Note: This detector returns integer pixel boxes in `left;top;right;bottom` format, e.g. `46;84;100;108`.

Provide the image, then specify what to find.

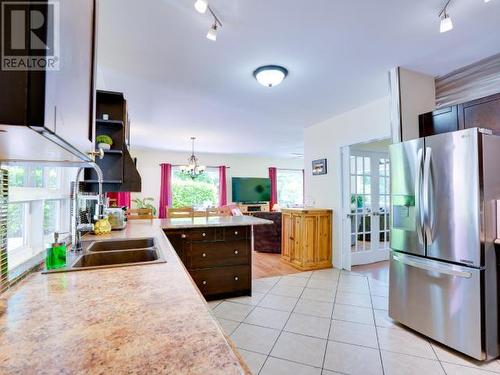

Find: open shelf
84;179;123;184
102;149;123;155
96;119;123;127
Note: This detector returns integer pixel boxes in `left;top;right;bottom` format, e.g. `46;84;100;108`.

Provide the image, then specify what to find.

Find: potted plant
132;197;157;217
96;134;113;150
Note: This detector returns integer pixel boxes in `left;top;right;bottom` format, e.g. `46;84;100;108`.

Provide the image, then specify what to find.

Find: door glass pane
356;176;363;194
364;157;370;174
356;157;363;174
379;177;385;195
363;176;371;194
364;195;371;211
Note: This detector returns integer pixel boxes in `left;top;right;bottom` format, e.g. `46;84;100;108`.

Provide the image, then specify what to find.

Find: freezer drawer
389;252;485;360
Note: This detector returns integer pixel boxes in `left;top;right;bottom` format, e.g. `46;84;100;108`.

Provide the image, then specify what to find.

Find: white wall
129;147;304;211
304;97;391;268
399;68;436;141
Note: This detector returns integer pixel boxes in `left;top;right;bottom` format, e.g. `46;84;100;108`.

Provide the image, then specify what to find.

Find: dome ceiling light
253;65;289;88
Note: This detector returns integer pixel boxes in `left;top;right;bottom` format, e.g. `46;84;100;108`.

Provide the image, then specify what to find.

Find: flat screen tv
232;177;271;203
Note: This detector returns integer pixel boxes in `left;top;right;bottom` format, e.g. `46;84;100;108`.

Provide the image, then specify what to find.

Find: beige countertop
281;207;333;213
158;215;273;229
0;218;264;374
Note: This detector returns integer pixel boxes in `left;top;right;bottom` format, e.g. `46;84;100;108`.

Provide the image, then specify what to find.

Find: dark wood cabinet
164;226;251;300
0;0;97;160
419;106;459;137
419;93;500;137
459;93;500;133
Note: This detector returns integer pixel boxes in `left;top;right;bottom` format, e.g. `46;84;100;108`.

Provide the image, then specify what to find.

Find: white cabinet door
44;0;96;155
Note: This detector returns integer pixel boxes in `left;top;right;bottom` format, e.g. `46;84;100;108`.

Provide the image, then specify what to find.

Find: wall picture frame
312;159;327;175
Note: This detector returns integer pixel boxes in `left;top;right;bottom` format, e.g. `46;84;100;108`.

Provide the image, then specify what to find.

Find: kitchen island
163;216;271;300
0;216;271;374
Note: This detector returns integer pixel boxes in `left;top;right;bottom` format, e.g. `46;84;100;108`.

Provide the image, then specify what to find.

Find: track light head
194;0;208;14
207;23;218;41
440;12;453;33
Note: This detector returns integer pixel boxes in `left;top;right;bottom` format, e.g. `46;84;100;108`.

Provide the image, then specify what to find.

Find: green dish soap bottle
46;232;67;270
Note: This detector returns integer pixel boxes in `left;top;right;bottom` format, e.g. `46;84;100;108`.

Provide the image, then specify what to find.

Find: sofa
251;211;282;254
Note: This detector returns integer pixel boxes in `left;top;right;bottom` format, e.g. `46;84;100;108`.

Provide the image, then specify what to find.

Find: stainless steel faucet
71;162;106;252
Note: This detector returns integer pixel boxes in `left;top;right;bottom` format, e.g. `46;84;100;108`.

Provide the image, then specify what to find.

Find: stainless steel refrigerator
389;127;500;360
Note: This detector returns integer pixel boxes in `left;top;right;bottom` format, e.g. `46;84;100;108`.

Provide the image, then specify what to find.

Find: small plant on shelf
96;134;113;150
132;197;157;217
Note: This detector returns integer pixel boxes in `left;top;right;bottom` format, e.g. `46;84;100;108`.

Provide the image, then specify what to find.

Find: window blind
0;169;8;294
435;53;500;108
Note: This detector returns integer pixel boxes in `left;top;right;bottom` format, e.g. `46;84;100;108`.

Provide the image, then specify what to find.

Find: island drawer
224;226;249;241
187;240;249;269
190;265;250;297
181;228;217;242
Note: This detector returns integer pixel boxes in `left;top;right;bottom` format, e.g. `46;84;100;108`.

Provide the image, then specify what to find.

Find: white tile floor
208;268;500;375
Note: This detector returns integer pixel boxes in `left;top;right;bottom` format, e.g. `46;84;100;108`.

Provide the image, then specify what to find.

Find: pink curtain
269;167;278;210
159;163;172;218
107;192;131;208
218;166;228;207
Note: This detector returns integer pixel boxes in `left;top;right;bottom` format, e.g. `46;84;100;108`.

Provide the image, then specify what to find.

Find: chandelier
180;137;206;179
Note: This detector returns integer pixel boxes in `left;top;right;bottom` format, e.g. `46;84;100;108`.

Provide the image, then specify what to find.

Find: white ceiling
97;0;500;157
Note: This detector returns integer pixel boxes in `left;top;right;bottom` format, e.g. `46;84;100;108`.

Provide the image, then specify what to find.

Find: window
3;164;73;278
171;167;219;209
7;203;28;254
44;200;61;237
277;169;304;207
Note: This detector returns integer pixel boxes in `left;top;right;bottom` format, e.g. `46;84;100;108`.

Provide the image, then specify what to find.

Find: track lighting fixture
438;0;453;33
193;0;223;41
207;22;218;41
205;7;222;42
194;0;208;14
440;12;453;33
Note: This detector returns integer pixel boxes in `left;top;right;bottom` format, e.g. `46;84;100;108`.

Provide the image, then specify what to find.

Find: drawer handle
234;250;239;255
202;232;206;237
202;253;207;257
202;280;207;285
234;231;238;235
234;276;239;281
181;234;187;238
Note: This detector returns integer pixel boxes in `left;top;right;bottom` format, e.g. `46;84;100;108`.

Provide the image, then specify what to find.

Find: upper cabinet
458;93;500;132
0;0;97;161
419;106;459;137
419;93;500;138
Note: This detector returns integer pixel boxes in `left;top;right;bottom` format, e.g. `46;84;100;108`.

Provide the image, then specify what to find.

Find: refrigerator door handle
415;148;425;245
392;253;472;278
423;147;433;244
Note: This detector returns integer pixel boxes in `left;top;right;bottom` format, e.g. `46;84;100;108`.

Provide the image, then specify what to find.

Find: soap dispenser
46;232;67;270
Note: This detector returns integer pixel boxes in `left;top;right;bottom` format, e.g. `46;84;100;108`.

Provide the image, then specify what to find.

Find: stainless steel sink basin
87;238;155;252
43;237;166;273
72;249;159;268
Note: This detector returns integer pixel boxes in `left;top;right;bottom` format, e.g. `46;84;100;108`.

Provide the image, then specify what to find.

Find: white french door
349;151;390;265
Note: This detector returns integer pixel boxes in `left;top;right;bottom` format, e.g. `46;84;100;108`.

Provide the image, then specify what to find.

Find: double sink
44;237;166;273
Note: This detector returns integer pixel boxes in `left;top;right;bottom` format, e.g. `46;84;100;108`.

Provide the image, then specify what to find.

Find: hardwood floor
252;251;390;282
352;260;389;284
252;251;303;279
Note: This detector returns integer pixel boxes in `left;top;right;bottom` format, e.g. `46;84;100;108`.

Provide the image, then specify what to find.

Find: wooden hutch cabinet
281;208;333;271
